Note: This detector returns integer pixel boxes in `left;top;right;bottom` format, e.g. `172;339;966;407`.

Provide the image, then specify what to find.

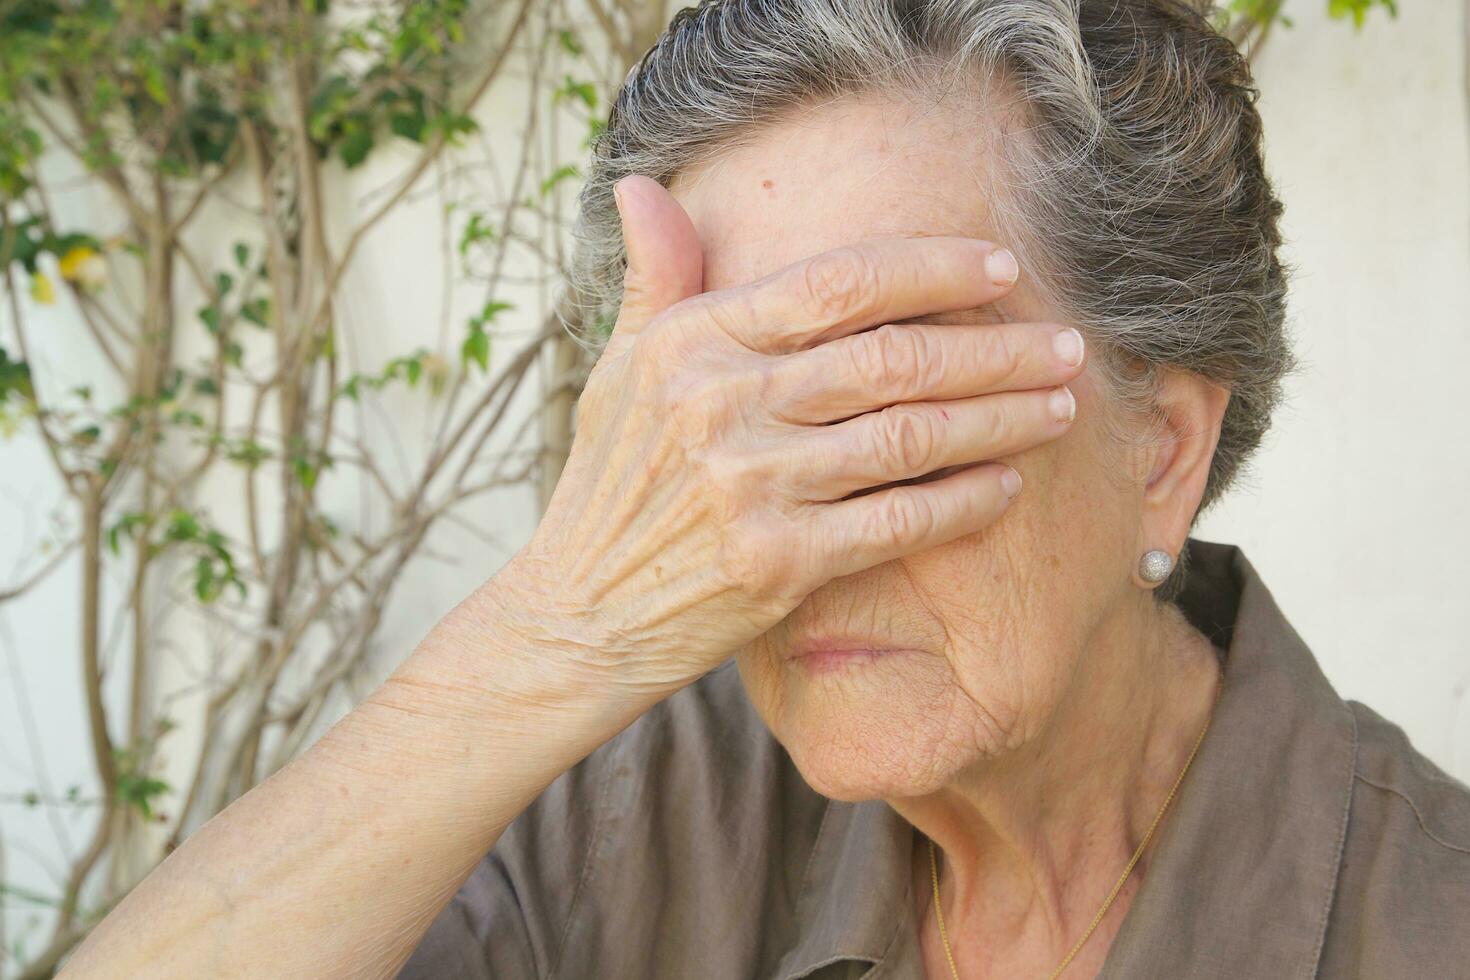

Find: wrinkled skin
671;92;1228;978
657;92;1212;803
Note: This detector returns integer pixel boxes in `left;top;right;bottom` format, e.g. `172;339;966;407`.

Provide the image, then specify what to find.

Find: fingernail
985;248;1019;286
1050;385;1076;423
612;180;626;214
1001;466;1023;498
1053;327;1084;367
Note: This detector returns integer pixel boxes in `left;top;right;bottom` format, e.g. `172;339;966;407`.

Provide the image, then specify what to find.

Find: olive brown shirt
399;538;1470;978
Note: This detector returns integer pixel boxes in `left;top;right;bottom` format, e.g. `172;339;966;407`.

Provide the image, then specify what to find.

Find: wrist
396;561;672;751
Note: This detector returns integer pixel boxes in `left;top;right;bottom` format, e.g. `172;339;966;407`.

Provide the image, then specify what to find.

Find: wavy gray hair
562;0;1294;602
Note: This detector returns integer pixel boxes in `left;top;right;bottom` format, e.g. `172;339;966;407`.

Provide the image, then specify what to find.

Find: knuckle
982;328;1026;386
905;327;950;394
673;364;764;432
801;246;881;324
872;491;935;549
974;400;1012;451
669;390;729;454
854;324;928;398
693;449;756;505
685;290;750;343
874;404;938;474
750;357;785;411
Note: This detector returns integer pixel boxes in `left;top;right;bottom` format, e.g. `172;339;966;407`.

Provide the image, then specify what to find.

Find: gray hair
562;0;1294;602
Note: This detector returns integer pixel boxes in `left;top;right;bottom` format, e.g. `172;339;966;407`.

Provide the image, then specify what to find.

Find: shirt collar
777;537;1359;980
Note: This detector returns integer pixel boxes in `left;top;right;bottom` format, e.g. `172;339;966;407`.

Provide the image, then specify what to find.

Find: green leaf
388;88;428;143
233;242;249;268
113;740;172;818
308;75;354;142
240;296;270;328
470;300;512;328
584;117;607;149
429;111;477;146
140;63;169;106
539;164;580;196
553;75;596;111
226;439;270;467
291;446;332;490
165;510;201;543
0;346;35;405
1324;0;1398;27
461;325;489;372
339;124;374;168
390;110;426;142
106;527;118;556
115;770;170;818
193;556;217;601
458;212;495;257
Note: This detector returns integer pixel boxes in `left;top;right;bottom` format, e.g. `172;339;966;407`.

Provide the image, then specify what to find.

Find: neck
891;594;1222;975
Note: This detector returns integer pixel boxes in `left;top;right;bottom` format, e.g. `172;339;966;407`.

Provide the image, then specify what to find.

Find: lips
788;637;920;674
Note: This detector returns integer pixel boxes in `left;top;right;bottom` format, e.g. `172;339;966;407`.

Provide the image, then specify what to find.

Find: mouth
787;637;923;674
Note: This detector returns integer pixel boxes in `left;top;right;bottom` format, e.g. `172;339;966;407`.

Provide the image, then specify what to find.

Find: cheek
898;436;1128;734
891;530;1051;746
731;417;1138;794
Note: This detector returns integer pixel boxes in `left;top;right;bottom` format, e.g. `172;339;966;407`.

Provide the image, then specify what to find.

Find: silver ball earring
1139;549;1174;584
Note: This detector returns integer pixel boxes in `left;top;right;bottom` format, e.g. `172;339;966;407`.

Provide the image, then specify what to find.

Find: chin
735;643;984;803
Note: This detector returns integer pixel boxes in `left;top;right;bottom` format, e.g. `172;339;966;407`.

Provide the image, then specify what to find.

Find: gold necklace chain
927;680;1221;980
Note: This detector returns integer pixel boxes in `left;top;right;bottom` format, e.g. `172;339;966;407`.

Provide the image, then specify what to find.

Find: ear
1132;367;1232;589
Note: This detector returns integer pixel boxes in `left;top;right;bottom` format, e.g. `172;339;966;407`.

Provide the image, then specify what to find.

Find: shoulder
1319;699;1470;976
1348;699;1470;858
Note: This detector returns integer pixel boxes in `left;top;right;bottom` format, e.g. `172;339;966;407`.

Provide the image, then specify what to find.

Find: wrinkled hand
496;175;1086;691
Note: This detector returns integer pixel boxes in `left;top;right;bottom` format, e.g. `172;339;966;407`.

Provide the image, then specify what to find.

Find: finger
811;462;1021;579
792;386;1076;500
605;174;704;352
769;320;1085;424
694;236;1020;355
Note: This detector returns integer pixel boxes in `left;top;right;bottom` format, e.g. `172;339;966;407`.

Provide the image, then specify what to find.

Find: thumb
607;174;704;344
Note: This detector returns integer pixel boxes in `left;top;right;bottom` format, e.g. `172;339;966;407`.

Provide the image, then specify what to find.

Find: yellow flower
29;271;55;305
58;245;108;291
421;352;450;395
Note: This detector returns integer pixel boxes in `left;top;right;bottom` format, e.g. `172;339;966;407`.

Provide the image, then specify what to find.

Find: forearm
62;582;663;979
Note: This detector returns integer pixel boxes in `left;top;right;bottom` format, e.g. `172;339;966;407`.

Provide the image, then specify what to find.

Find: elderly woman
65;0;1469;978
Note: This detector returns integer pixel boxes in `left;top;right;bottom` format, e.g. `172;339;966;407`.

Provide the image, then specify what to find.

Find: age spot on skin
761;179;774;191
